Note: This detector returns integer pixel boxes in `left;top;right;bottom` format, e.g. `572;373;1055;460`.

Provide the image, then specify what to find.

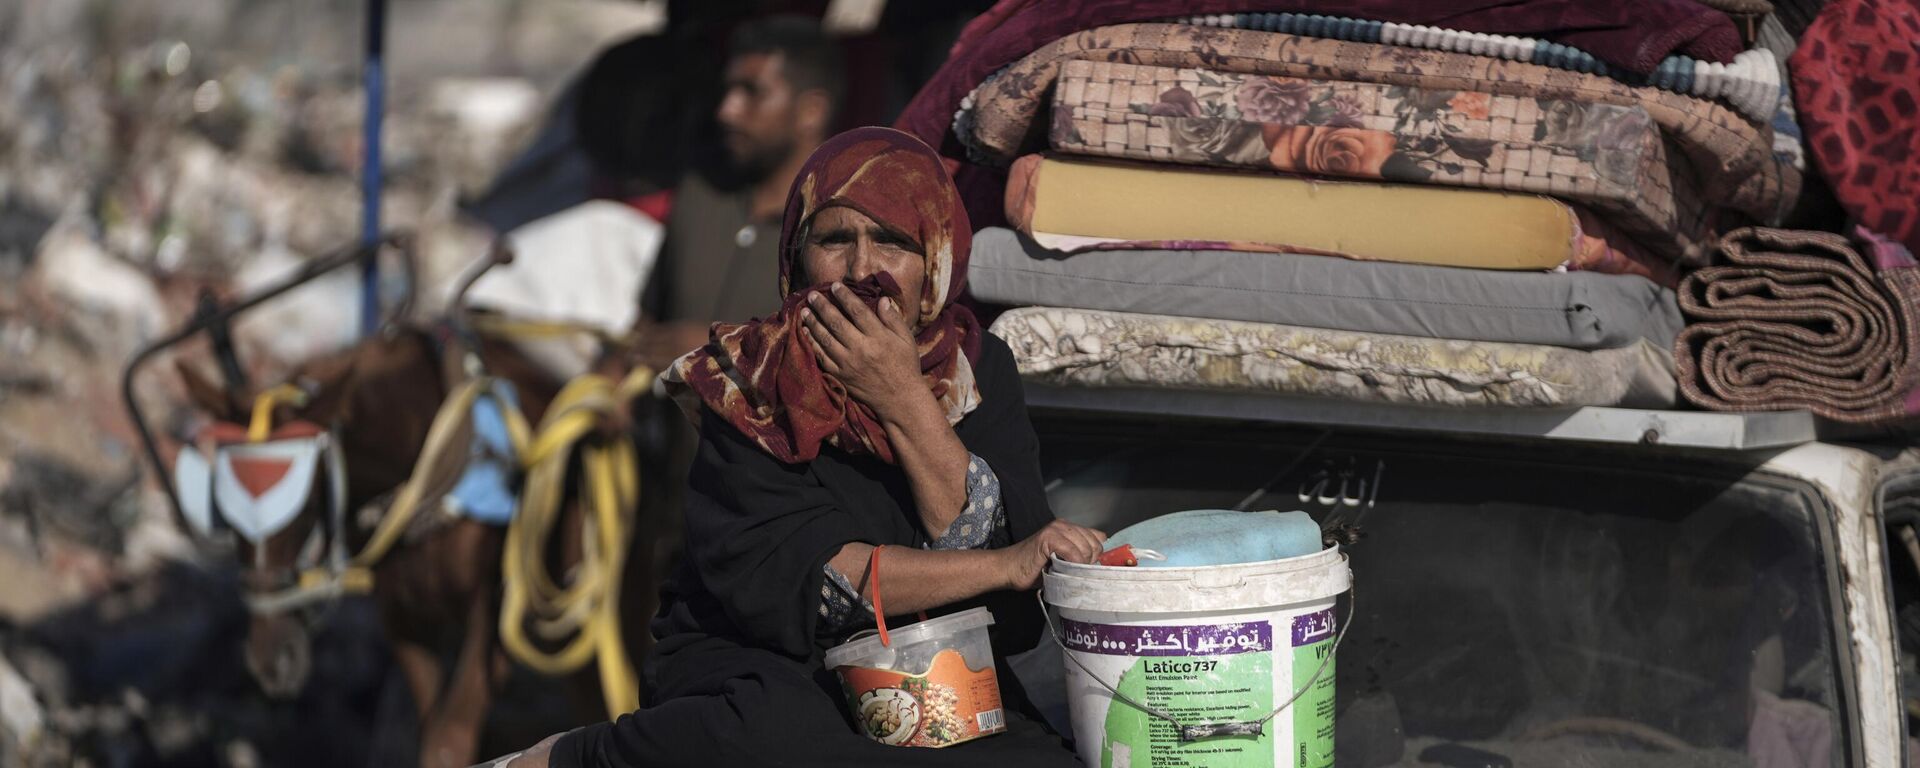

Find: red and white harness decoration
174;421;347;558
175;418;359;614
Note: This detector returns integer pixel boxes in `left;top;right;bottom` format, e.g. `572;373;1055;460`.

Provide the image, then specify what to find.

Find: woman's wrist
986;547;1019;592
848;547;1018;615
871;378;943;431
954;548;1018;597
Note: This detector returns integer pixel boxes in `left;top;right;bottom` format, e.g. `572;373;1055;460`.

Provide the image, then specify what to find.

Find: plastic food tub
824;607;1008;748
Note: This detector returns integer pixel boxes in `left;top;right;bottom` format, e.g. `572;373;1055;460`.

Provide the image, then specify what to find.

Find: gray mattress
969;227;1683;350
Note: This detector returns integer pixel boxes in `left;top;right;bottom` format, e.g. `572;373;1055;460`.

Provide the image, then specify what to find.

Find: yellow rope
499;366;653;719
247;384;309;442
348;377;527;571
466;314;635;347
298;565;372;593
272;377;509;599
259;363;655;720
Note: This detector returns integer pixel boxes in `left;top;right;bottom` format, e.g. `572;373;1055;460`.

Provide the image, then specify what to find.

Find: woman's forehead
806;205;920;243
808;205;875;228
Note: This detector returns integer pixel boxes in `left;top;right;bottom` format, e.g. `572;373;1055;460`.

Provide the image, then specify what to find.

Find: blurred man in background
636;14;845;363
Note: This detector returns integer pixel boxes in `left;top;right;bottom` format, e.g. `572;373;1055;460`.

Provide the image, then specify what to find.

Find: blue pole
359;0;386;336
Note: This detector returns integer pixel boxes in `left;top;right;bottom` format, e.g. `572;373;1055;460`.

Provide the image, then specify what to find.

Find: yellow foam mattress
1005;155;1581;270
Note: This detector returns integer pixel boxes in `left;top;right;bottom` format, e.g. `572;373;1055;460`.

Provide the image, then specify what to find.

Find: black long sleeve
550;333;1077;768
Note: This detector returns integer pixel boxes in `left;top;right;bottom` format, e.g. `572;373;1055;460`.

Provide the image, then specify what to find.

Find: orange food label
837;648;1007;748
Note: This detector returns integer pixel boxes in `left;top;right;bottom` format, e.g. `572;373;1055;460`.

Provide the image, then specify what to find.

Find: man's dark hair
728;15;846;119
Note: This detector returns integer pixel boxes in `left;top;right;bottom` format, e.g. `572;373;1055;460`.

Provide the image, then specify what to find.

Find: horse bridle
237;430;361;616
175;384;366;616
124;236;409;542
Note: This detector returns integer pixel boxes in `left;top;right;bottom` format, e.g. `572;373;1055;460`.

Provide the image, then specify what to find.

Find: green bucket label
1065;620;1274;767
1063;613;1336;768
1290;609;1336;768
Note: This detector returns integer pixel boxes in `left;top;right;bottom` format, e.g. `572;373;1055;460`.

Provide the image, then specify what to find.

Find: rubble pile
0;1;663;764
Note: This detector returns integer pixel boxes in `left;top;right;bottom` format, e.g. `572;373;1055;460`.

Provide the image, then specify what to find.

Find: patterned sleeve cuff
929;453;1005;551
817;562;873;632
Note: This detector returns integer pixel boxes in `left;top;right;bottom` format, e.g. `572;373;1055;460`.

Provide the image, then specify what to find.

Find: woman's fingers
877;297;913;337
1085;529;1109;563
1058;522;1106;564
807;334;841;375
802;308;849;369
1039;522;1101;564
829;282;886;334
1068;531;1100;563
1063;528;1094;561
806;291;859;345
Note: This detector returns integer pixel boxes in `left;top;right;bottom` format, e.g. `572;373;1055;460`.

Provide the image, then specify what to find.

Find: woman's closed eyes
801;206;929;298
809;223;920;253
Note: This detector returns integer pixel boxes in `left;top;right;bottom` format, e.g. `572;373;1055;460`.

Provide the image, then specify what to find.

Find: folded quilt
1006;155;1673;276
969;227;1683;350
1674;228;1920;425
1177;13;1782;121
955;24;1796;231
894;0;1744;158
1048;60;1713;263
991;306;1679;409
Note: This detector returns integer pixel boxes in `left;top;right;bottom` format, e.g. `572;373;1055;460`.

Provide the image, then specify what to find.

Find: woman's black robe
552;334;1080;767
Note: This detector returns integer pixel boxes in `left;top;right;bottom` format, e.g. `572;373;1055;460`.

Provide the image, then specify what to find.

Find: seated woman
491;127;1104;768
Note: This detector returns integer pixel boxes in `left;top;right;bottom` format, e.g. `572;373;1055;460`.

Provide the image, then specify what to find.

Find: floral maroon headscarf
665;127;982;464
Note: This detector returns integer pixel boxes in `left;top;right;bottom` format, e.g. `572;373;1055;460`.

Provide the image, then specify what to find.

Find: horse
172;321;655;768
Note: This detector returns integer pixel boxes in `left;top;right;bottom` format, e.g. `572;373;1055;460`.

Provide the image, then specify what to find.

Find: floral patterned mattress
1048;60;1711;264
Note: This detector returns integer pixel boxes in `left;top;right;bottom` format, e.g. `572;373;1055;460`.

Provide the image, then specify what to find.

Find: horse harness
173;342;657;719
174;384;366;614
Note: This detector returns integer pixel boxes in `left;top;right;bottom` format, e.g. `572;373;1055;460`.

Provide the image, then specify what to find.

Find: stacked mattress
913;6;1812;411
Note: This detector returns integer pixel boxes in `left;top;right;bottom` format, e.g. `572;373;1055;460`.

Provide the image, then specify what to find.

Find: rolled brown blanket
1674;227;1920;424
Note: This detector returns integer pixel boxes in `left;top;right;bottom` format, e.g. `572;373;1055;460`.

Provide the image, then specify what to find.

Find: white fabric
463;200;664;336
212;438;324;543
173;447;216;537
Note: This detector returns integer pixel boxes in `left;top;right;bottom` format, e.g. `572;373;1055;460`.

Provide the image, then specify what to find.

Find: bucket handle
1035;554;1354;743
865;545;926;648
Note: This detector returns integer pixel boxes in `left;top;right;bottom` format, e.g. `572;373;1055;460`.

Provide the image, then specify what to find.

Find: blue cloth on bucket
448;382;521;525
1106;510;1322;567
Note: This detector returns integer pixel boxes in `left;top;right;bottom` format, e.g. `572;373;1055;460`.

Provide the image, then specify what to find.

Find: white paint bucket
1042;546;1350;768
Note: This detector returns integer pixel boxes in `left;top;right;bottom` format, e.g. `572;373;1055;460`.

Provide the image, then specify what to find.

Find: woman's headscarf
666;127;982;464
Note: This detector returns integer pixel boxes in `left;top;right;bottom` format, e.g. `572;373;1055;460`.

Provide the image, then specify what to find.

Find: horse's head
173;329;447;697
